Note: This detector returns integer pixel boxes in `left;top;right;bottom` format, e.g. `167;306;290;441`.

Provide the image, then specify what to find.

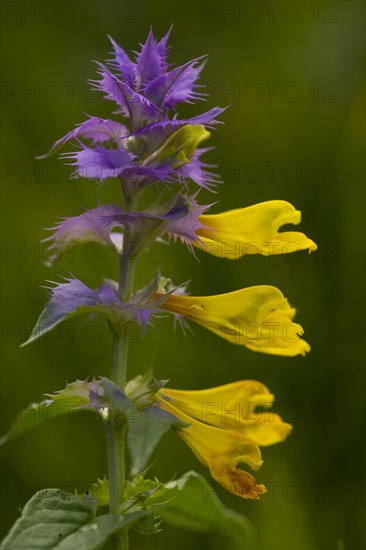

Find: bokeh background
1;1;365;549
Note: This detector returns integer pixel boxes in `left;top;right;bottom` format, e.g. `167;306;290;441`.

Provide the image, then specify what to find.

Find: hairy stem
106;188;139;550
105;420;126;513
118;226;136;304
111;331;129;391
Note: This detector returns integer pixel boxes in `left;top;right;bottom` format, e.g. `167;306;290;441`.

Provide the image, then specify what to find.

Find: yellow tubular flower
158;285;310;356
194;200;317;259
160;380;292;445
157;380;292;500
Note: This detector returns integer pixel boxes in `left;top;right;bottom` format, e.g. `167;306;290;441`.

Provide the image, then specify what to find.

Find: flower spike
6;25;318;542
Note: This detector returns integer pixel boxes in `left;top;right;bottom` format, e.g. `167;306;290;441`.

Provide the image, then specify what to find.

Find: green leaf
0;380;97;446
148;471;254;549
1;375;181;484
0;377;139;447
127;407;182;476
0;489;147;550
55;512;147;549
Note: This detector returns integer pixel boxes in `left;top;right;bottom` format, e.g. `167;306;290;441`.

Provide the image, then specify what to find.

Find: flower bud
144;124;210;168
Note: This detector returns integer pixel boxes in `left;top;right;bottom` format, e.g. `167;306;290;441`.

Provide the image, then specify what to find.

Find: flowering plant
1;28;316;550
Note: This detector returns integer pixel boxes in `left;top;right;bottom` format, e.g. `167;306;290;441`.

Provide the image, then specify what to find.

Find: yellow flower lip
194;200;317;259
157;285;310;357
157;380;292;500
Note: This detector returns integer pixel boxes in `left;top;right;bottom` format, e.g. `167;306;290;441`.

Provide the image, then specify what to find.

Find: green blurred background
1;1;365;548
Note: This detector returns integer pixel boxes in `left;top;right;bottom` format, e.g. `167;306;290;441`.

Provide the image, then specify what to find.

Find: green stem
105;420;126;513
111;331;128;390
118;227;137;303
106;187;139;550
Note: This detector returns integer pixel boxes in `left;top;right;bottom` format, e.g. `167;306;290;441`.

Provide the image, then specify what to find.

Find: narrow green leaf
1;375;181;488
0;488;147;550
21;303;111;347
148;471;254;549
